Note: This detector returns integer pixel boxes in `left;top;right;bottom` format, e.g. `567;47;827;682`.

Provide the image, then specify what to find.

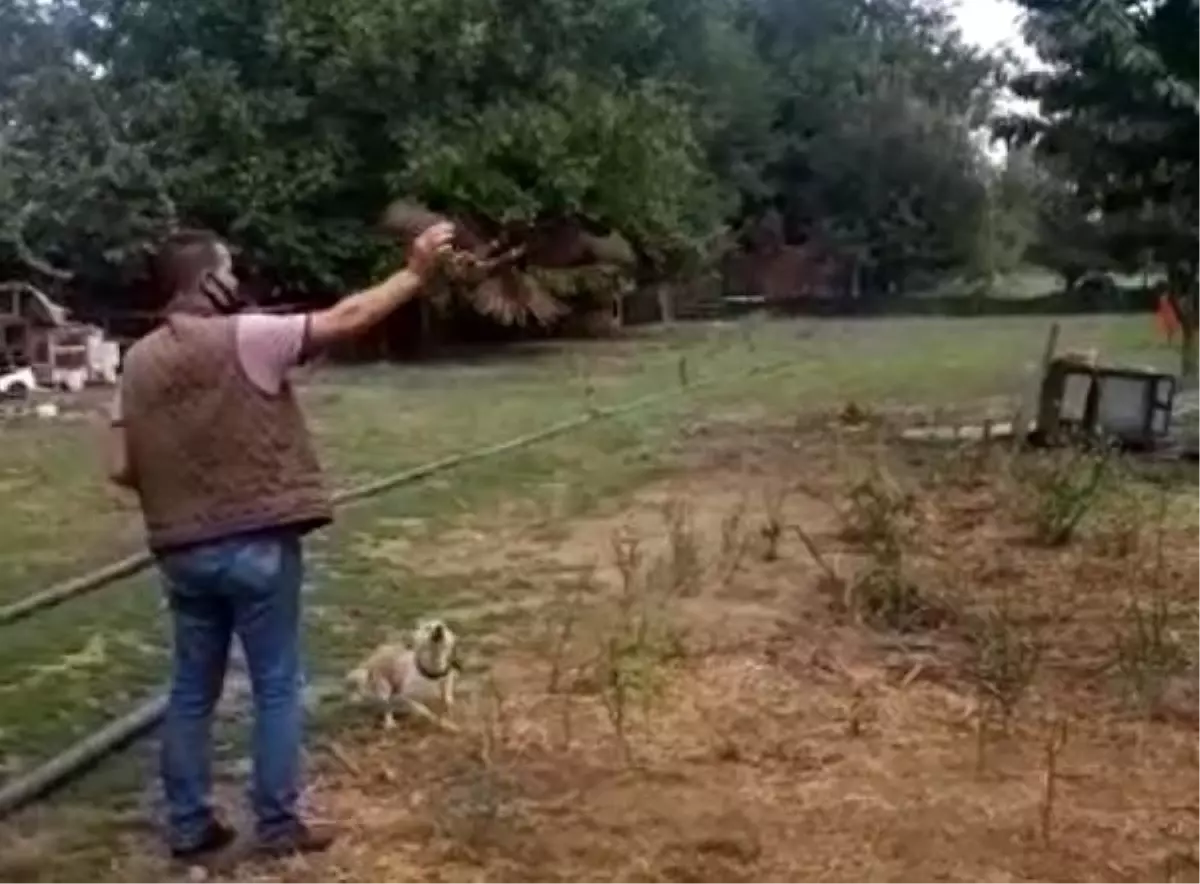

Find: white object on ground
0;367;38;398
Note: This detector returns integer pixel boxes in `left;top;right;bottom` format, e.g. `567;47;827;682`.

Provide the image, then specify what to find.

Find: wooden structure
0;283;119;390
722;243;842;304
901;323;1190;457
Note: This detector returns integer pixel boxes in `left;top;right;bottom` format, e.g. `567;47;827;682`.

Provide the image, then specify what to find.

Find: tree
1000;0;1199;373
967;148;1040;297
4;0;732;317
1;0;1011;336
744;0;1002;299
1026;177;1117;293
1;0;178;296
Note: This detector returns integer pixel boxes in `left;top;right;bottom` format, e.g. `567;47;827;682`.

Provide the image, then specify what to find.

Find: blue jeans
157;529;306;850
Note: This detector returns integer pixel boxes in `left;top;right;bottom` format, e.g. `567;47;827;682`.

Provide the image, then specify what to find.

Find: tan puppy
346;618;460;732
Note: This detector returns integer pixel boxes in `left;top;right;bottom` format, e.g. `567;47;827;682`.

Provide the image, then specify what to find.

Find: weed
938;431;1004;491
658;499;703;596
841;466;918;556
759;484;789;561
544;568;592;696
790;522;841;587
1113;485;1191;720
838;468;941;631
1089;460;1148;558
535;525;693;761
715;497;750;587
537;568;598;751
439;676;516;852
850;562;943;632
846;684;867;737
966;590;1042;732
1094;501;1145;558
595;528;690;764
1113;590;1189;720
1020;446;1113;546
477;673;510;767
611;531;644;616
1039;716;1070;846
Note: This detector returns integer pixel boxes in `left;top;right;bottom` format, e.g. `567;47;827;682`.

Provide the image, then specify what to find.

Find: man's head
151;229;246;316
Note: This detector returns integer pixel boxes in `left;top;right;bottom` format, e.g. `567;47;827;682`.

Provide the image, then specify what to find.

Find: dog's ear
409;619;431;646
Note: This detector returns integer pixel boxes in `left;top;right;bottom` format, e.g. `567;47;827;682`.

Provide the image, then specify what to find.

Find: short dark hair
150;229;225;302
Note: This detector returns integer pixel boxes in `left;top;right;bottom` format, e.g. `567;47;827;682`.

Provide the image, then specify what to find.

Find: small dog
345;618;461;732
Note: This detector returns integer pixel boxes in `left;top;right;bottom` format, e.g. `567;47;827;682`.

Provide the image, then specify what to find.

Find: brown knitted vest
121;314;333;552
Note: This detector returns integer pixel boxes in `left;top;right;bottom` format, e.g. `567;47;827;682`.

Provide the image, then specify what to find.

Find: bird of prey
380;199;635;326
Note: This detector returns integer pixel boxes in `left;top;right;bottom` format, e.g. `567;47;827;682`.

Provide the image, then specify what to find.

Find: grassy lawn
0;314;1174;784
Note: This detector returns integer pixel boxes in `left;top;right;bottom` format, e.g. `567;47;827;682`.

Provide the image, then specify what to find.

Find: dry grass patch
7;408;1195;883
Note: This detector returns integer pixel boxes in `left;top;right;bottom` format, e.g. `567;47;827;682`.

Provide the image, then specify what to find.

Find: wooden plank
1011;321;1060;449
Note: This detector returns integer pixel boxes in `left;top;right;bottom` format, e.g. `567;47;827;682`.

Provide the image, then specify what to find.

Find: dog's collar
416;656;462;681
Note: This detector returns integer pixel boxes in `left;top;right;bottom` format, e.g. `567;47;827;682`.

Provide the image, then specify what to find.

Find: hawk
380;199;635;326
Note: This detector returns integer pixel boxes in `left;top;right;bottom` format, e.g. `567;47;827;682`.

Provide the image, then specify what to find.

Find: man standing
105;222;454;861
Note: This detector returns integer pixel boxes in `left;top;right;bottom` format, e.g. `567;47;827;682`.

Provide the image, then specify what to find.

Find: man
105;222;454;861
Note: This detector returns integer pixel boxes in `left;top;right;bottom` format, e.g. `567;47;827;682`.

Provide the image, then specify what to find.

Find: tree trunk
1180;323;1197;378
1167;267;1197;379
656;283;675;325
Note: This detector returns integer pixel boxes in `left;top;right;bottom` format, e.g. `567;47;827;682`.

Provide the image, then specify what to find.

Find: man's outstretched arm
307;222;454;350
235;222;456;391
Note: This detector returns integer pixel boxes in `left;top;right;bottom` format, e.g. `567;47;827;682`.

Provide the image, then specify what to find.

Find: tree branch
7;203;74;281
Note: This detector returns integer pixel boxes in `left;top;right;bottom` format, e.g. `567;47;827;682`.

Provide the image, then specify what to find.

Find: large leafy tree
0;0;178;293
1;0;1007;328
745;0;1000;298
4;0;733;312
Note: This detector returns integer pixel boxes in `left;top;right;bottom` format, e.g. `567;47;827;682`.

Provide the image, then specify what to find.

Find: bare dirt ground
9;412;1198;883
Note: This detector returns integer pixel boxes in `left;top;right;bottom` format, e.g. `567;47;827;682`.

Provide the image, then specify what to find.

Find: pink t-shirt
110;313;310;420
234;312;310;395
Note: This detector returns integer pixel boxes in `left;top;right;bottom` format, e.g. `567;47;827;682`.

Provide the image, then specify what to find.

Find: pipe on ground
0;358;794;819
0;553;153;628
0;694;167;816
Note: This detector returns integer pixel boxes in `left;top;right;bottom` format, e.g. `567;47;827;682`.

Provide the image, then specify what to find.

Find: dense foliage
0;0;1004;307
999;0;1198;369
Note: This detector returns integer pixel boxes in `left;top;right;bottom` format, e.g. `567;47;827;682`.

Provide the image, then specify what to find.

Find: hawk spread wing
380;199;634;325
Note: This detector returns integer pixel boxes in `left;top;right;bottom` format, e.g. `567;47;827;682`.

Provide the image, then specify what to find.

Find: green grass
0;314;1174;783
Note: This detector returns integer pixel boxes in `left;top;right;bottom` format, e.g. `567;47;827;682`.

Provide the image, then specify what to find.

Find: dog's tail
344;667;370;698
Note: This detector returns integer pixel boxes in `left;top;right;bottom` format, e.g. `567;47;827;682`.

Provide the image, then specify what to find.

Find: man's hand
307;221;458;349
406;221;456;281
95;400;135;488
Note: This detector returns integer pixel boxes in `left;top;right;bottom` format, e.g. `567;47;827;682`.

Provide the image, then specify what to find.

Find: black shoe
171;819;238;862
255;822;337;859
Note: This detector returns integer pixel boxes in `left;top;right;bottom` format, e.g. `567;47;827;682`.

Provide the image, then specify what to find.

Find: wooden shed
0;283;119;390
